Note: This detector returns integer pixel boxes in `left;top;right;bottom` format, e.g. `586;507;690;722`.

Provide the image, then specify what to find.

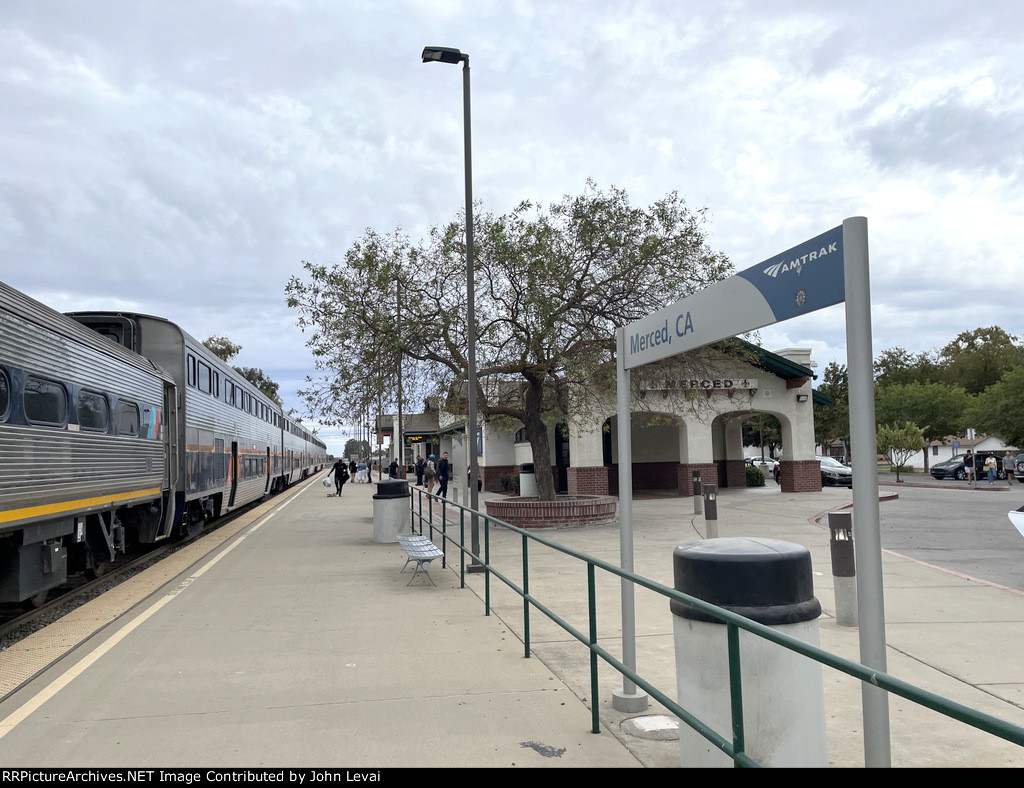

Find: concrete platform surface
0;475;1022;768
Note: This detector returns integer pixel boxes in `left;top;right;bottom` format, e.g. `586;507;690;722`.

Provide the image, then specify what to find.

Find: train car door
229;441;239;507
158;380;179;539
265;447;271;492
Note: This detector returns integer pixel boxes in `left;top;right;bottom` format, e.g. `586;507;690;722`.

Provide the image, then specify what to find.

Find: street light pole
422;45;481;567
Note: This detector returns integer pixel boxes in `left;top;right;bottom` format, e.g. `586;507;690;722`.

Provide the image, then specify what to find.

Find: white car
745;456;779;473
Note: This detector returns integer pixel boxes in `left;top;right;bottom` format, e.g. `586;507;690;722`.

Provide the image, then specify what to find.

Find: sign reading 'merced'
622;225;845;369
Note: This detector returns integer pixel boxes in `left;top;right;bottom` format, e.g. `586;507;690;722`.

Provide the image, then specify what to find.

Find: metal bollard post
692;471;703;515
827;511;858;626
702;483;718;539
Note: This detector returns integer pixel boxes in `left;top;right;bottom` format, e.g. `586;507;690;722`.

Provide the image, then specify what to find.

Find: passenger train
0;280;327;606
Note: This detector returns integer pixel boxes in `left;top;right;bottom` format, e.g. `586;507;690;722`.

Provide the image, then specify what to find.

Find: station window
24;376;67;426
115;400;141;436
77;390;109;431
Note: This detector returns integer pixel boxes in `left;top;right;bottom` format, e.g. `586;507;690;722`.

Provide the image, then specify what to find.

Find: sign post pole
612;328;648;712
843;216;891;767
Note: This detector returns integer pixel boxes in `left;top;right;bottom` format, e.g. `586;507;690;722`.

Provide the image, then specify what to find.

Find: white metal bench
396;533;444;586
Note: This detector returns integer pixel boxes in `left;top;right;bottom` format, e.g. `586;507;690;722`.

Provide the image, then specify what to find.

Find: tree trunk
523;378;556;500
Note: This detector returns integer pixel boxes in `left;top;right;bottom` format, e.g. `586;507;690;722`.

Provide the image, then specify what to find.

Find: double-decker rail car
68;311;327;530
0;280;327;606
0;282;174;605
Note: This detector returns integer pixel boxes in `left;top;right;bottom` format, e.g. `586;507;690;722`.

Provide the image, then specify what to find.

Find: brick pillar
678;463;719;497
725;459;746;488
779;460;822;492
567;465;611;496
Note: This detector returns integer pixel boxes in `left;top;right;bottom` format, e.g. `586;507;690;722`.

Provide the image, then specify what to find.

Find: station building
380;344;826;496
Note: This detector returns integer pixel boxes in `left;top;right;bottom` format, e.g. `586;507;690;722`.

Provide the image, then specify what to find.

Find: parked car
1016;454;1024;477
931;454;1006;481
746;456;779;473
818;455;853;487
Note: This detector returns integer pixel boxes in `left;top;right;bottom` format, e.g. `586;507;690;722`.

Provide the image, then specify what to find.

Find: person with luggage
329;458;349;496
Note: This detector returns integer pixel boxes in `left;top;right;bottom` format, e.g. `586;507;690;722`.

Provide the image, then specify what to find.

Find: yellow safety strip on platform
0;488;162;524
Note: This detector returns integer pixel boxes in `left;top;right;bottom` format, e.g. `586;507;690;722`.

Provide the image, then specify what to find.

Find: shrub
746;465;766;487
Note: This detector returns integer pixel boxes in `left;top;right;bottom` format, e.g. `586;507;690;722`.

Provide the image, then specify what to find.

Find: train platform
0;475;1023;768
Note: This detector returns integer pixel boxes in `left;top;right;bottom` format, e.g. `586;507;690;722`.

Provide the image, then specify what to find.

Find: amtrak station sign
623;225;844;368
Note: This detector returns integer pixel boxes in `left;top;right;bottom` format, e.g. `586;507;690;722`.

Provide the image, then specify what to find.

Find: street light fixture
422;45;481;569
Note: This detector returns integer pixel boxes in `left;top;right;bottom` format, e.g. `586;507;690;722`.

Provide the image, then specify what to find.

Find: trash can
519;463;537;498
671;537;827;767
373;479;410;543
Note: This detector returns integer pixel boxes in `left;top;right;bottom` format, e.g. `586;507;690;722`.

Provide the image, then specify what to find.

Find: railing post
484;516;491;616
588;562;601;734
522;534;530;658
727;623;746;766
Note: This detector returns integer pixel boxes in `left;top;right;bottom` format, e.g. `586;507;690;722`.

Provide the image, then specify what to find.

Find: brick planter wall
567;466;611;496
779;460;822;492
484;495;618;528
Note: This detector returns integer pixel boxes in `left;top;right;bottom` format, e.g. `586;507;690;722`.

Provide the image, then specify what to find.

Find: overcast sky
2;1;1022;456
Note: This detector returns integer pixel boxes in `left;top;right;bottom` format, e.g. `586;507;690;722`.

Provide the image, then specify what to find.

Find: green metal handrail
408;486;1024;767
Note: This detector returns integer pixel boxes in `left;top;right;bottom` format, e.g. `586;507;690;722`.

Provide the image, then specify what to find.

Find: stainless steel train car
67;310;328;530
0;282;173;605
0;280;327;606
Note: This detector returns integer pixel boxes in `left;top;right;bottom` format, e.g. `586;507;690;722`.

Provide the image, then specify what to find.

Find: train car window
213;371;219;398
77;390;109;431
24;377;68;425
0;369;9;421
115;400;141;436
141;404;160;440
187;354;196;387
197;362;212;394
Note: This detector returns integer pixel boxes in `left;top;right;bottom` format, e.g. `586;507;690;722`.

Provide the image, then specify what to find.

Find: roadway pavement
0;473;1022;768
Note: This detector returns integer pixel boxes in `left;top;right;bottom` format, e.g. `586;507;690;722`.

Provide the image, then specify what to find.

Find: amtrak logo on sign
761;238;841;279
736;225;844;323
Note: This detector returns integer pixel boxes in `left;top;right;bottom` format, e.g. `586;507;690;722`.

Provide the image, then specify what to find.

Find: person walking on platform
329;458;349;496
424;454;437;494
437;451;451;498
415;455;425;486
1005;451;1015;485
964;450;975;487
389;458;399;479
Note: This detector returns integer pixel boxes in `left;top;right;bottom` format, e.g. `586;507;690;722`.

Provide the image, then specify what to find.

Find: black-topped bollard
702;483;718;538
671;537;827;767
828;510;858;627
692;471;703;515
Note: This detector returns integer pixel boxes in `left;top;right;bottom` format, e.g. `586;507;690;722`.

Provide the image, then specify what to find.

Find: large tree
965;366;1024;447
813;361;850;455
939;327;1024;395
874;381;970;471
286;182;732;500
